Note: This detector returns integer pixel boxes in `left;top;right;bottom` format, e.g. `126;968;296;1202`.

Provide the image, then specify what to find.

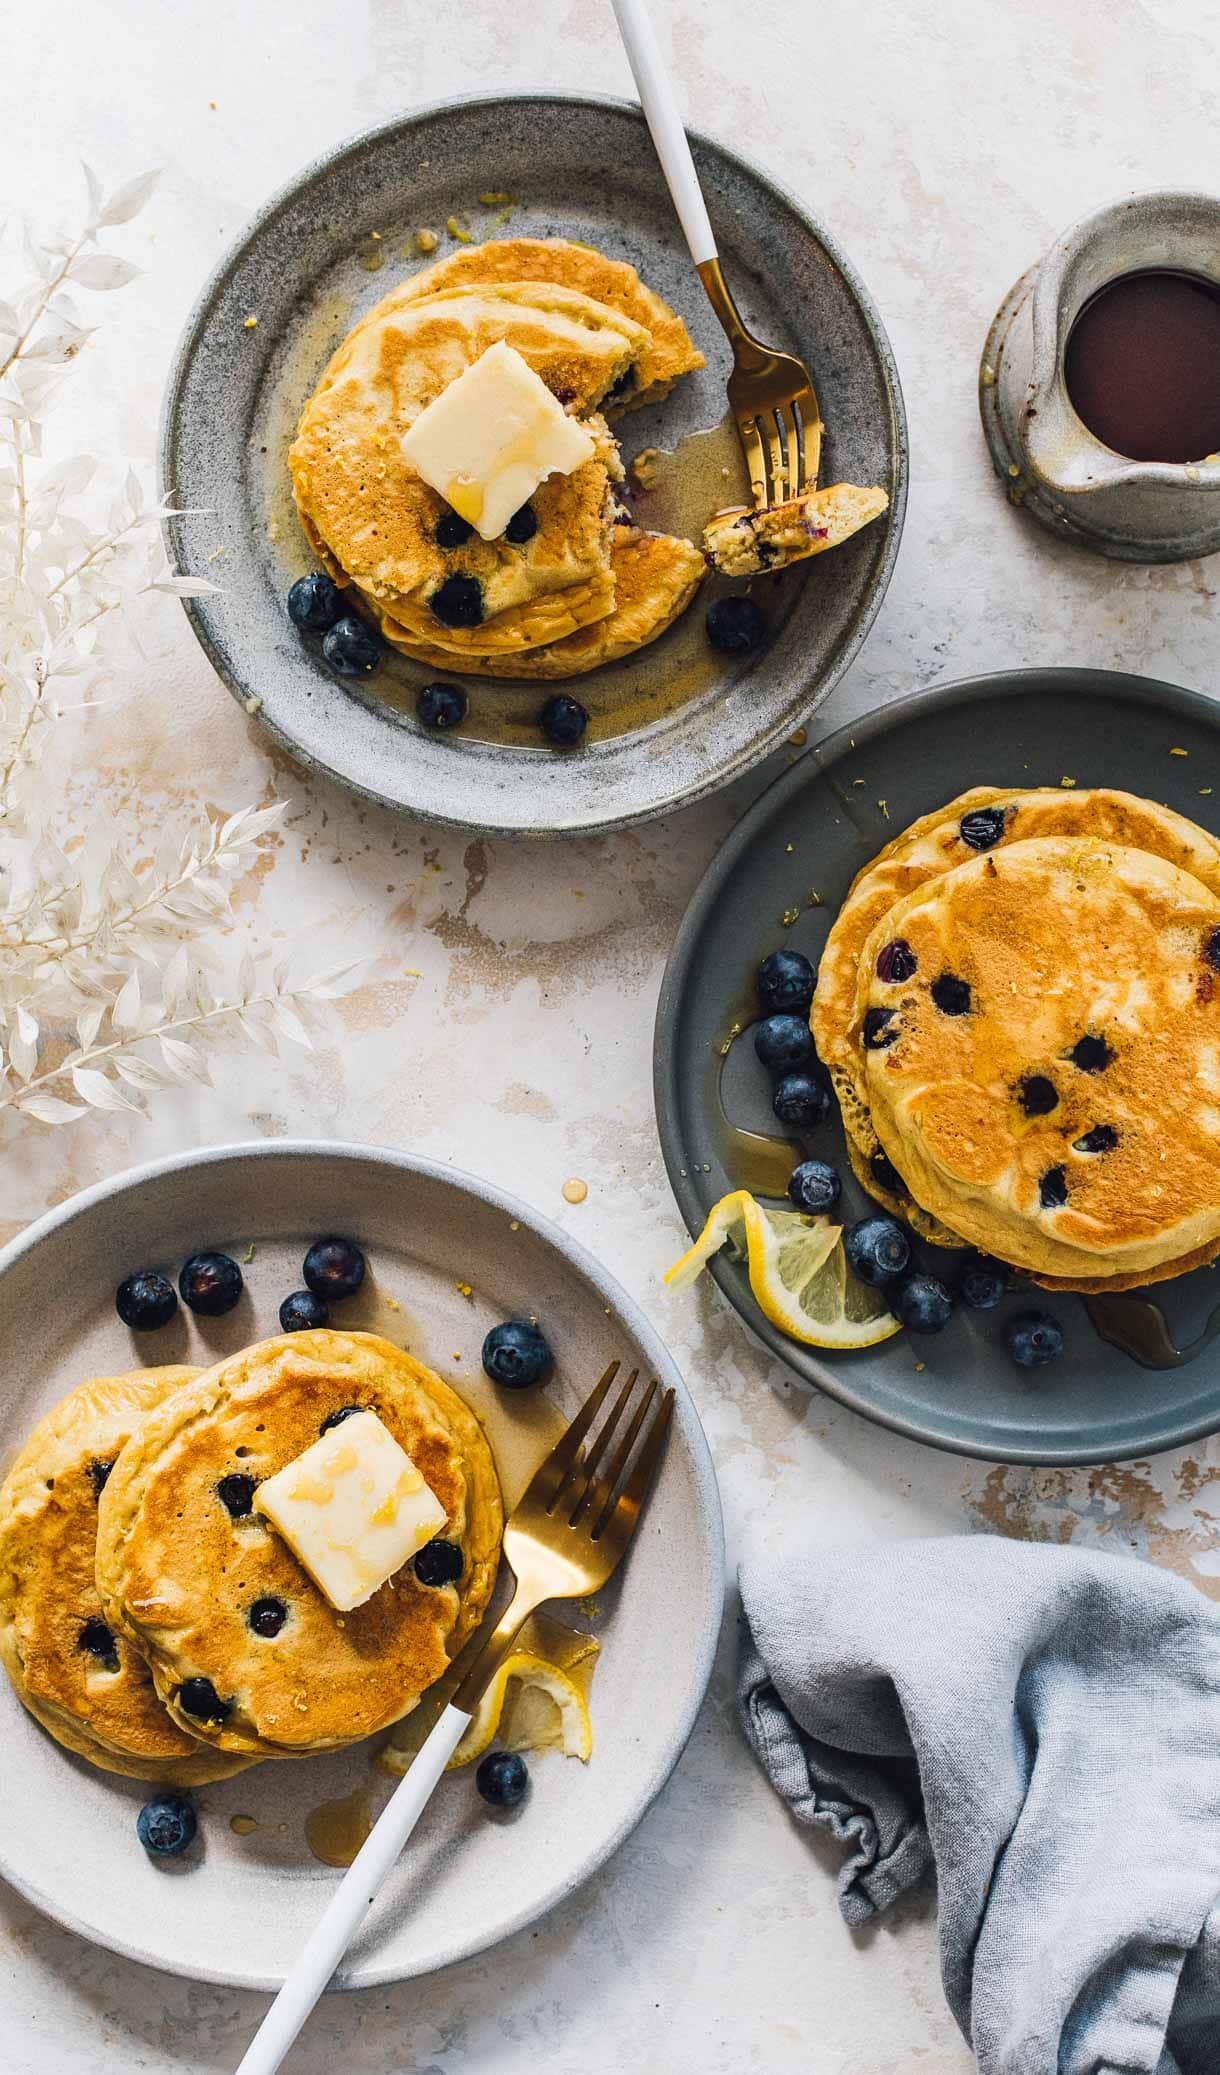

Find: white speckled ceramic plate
161;93;905;836
0;1142;722;1988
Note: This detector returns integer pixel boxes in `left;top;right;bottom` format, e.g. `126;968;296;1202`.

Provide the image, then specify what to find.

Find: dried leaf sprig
0;169;357;1127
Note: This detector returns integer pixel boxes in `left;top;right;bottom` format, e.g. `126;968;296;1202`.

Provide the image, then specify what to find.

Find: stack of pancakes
811;786;1220;1291
289;237;708;679
0;1331;501;1780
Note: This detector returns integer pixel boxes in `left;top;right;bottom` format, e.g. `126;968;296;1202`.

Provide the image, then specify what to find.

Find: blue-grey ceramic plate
161;94;905;836
655;668;1220;1466
0;1142;722;1986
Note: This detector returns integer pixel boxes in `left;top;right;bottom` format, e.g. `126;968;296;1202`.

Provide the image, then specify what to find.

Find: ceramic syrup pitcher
980;191;1220;561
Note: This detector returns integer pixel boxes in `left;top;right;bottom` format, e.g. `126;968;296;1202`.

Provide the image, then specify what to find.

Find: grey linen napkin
737;1534;1220;2075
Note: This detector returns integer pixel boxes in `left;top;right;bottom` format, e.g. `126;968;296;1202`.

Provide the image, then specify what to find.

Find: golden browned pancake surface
813;786;1220;1239
0;1368;248;1783
375;525;706;679
95;1332;502;1759
389;237;705;408
856;836;1220;1284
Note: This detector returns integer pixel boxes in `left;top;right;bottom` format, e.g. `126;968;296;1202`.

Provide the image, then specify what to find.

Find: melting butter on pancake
95;1331;502;1759
387;236;705;410
0;1368;249;1783
855;837;1220;1286
704;483;889;577
290;285;650;642
813;786;1220;1242
374;526;706;679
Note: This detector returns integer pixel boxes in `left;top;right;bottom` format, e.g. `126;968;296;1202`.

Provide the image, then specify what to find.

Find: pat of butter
254;1411;446;1612
400;340;595;541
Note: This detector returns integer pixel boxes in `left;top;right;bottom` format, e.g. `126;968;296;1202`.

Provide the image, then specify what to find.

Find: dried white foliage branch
0;168;353;1127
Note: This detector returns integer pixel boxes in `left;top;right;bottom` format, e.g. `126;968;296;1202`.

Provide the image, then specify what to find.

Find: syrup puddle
304;1785;373;1868
1085;1293;1220;1371
625;410;748;542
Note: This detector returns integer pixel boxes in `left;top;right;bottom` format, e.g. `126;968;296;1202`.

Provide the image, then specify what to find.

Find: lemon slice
448;1648;596;1769
664;1188;902;1350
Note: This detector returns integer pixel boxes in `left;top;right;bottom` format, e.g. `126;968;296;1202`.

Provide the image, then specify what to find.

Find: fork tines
541;1361;674;1541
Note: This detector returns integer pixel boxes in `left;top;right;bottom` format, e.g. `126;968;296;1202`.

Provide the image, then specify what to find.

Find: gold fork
236;1361;674;2075
611;0;823;508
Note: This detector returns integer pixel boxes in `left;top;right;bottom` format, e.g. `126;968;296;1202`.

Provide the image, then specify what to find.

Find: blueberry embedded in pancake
854;835;1220;1287
0;1368;249;1784
94;1331;502;1759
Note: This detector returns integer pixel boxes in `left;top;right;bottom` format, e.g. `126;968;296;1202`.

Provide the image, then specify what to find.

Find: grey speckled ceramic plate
161;93;905;836
655;668;1220;1467
0;1143;722;1988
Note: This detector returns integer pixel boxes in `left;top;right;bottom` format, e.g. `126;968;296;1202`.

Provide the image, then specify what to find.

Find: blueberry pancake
812;786;1220;1236
387;236;705;411
374;525;706;679
703;482;889;578
855;836;1220;1287
290;285;644;649
0;1368;248;1784
95;1332;502;1760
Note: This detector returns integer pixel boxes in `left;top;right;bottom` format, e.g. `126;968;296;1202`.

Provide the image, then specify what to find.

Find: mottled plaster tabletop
4;1;1219;2068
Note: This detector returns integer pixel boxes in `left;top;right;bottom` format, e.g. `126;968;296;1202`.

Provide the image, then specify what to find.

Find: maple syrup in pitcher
1064;270;1220;463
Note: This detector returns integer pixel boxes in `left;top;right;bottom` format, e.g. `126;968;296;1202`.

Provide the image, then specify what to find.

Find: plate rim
159;89;908;839
0;1137;725;1989
653;664;1220;1468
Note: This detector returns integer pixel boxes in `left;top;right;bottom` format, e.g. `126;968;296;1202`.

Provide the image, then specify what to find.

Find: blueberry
540;695;588;747
321;614;381;675
504;502;538;544
869;1148;908;1198
179;1251;243;1317
476;1749;529;1809
788;1160;841;1214
1071;1033;1114;1073
876;938;917;983
772;1070;830;1130
87;1458;115;1500
137;1792;197;1858
78;1616;119;1672
115;1270;178;1332
706;596;764;655
414;1539;464;1587
1039;1166;1068;1208
957;1253;1008;1310
482;1320;553;1389
417;682;467;731
434;509;473;549
1205;928;1220;973
279;1289;329;1332
1018;1074;1058;1117
896;1272;955;1334
248;1596;288;1638
216;1473;257;1518
1005;1309;1064;1369
754;1014;814;1074
303;1236;366;1301
1074;1123;1118;1154
320;1403;364;1434
429;575;484;628
862;1006;898;1051
287;571;344;633
756;948;816;1016
176;1676;232;1726
959;806;1009;851
844;1215;911;1287
931;974;971;1016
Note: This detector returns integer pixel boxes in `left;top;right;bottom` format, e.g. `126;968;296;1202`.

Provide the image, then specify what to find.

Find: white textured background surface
4;1;1220;2068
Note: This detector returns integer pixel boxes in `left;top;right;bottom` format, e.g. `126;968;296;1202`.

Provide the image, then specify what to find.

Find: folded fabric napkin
738;1535;1220;2075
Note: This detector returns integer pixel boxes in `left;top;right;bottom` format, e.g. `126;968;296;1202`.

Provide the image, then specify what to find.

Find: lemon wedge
448;1646;597;1769
664;1188;902;1351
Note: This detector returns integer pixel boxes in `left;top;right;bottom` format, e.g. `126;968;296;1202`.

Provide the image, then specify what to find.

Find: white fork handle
611;0;717;267
234;1702;471;2075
